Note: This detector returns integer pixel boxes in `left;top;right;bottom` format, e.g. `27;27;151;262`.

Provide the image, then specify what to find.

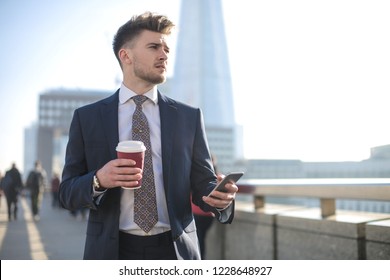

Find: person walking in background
192;201;214;259
59;12;238;260
1;163;23;221
0;171;3;208
69;206;89;221
51;172;60;208
192;154;219;259
26;161;47;221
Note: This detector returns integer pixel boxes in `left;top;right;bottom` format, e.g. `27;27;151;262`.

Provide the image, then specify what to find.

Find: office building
30;89;111;180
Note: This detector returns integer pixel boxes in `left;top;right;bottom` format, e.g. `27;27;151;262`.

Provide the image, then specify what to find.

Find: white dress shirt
118;83;170;235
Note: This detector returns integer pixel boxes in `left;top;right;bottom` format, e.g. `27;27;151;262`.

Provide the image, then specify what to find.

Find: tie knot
133;95;148;106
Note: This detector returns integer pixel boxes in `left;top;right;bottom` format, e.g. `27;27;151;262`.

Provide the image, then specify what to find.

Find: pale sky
1;0;390;173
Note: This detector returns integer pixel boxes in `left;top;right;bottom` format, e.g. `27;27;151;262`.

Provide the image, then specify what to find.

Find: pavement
0;191;87;260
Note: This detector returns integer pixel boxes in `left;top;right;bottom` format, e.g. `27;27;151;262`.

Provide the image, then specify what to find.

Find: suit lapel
158;92;177;191
100;90;120;160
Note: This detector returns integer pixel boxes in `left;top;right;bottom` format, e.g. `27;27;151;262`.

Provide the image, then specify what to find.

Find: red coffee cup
116;140;146;189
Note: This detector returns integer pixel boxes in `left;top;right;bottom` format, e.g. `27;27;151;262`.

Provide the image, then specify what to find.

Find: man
59;12;237;260
26;160;46;221
2;163;23;221
50;172;60;208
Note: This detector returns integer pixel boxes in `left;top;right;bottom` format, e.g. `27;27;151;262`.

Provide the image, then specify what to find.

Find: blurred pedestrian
51;172;60;208
0;171;3;208
192;154;218;259
26;160;47;221
192;202;214;259
70;207;89;221
1;163;23;221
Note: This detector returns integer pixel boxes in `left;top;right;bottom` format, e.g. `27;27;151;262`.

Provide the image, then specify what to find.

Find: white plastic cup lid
116;141;146;153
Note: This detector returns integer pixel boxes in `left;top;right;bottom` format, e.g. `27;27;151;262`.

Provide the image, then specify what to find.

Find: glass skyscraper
169;0;241;173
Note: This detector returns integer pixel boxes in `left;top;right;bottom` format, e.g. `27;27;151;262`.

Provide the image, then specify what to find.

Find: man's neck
122;79;155;95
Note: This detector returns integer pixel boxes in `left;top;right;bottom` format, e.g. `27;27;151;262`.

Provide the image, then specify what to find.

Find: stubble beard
133;60;166;85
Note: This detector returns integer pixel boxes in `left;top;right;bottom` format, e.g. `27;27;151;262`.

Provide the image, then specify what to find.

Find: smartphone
207;172;244;196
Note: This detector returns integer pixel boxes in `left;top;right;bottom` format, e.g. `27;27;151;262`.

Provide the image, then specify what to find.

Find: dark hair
112;12;175;65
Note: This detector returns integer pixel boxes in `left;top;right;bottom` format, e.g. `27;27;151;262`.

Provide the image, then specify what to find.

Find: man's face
127;30;171;85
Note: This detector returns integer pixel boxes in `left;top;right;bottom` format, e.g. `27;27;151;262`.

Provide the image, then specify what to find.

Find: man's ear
119;49;132;65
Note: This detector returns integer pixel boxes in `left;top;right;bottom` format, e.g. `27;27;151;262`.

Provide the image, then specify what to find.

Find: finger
223;182;239;193
114;158;137;167
207;190;225;199
217;174;225;183
116;179;141;188
115;173;142;182
114;167;142;175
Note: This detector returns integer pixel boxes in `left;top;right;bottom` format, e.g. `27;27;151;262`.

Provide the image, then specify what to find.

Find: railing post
254;195;265;210
320;198;335;218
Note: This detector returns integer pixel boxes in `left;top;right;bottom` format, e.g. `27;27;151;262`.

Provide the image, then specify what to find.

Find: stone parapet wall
205;202;390;260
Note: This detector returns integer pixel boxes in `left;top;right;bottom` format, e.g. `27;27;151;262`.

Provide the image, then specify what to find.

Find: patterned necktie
132;95;158;233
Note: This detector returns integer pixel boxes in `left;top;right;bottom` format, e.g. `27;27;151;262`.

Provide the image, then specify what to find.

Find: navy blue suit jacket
59;90;234;259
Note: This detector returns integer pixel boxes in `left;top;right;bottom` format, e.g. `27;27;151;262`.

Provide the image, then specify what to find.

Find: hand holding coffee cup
116;141;146;189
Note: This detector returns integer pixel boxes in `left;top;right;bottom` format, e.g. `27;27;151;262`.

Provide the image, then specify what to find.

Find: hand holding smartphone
207;172;244;197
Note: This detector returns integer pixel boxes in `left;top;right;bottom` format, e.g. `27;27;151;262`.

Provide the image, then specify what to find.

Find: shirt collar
119;83;158;105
